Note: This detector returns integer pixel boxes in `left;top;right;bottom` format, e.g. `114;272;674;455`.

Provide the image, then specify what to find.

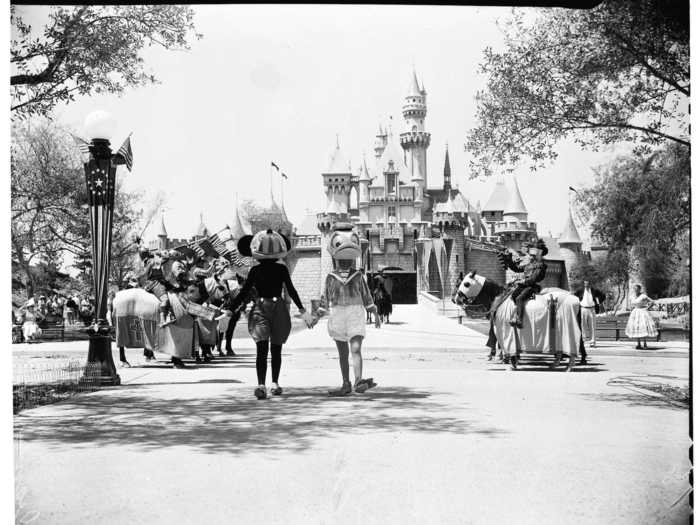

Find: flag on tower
115;134;134;172
271;161;279;171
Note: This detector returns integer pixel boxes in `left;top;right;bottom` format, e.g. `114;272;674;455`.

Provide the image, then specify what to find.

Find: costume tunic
230;261;303;345
318;269;375;342
625;293;658;338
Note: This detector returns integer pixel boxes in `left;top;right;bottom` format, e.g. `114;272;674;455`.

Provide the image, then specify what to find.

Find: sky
15;4;622;244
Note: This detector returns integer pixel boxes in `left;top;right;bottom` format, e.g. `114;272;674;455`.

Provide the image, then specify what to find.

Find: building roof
195;212;209;237
558;208;582;244
325;138;351;174
407;69;422;97
540;236;562;260
451;191;472;213
158;211;168;237
443;145;451;189
359;154;372;182
230;204;250;239
377;135;407;180
296;211;319;236
482;177;509;212
504;176;528;215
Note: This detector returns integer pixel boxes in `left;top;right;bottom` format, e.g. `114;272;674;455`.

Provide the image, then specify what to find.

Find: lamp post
81;110;121;386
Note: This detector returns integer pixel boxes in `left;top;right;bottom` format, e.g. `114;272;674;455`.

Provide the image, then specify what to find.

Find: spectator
18;298;44;343
573;280;606;348
625;284;658;350
64;295;78;326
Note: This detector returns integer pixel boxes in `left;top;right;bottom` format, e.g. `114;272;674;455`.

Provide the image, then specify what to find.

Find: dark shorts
248;297;291;345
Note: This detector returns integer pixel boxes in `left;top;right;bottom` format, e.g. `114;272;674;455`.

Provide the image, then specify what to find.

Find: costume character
573;281;606;352
625;284;658;349
499;239;548;329
312;223;380;396
229;229;311;399
137;249;175;327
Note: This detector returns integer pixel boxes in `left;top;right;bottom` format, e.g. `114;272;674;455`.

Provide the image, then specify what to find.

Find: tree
578;143;689;301
11;5;200;119
466;0;689;177
11;120;146;295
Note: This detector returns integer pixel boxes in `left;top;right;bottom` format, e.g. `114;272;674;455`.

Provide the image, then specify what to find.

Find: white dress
625;294;658;339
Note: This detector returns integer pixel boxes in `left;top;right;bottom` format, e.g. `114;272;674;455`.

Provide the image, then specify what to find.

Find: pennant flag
271;161;279;171
187;240;206;258
281;172;288;179
71;133;91;155
197;238;221;258
115;134;134;172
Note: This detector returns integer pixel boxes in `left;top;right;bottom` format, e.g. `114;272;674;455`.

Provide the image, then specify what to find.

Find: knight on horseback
499;239;548;329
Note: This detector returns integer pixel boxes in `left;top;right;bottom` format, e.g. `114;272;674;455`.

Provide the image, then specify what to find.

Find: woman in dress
625;284;658;349
19;299;44;343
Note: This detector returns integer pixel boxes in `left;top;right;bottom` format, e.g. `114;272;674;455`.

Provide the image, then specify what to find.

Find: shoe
354;379;369;393
254;386;267;400
172;358;186;369
635;344;642;350
271;384;283;396
226;350;236;357
579;358;588;365
364;378;377;390
509;356;518;370
328;382;352;397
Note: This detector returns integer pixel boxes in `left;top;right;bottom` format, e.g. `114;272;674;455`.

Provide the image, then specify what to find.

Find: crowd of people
12;292;98;343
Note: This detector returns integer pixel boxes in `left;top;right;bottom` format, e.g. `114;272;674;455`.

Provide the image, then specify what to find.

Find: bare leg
349;336;363;384
329;340;352;396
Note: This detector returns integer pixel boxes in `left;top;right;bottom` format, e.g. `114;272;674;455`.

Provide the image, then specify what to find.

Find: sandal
354;379;369;393
254;386;267;400
328;382;352;397
364;378;377;390
271;385;283;396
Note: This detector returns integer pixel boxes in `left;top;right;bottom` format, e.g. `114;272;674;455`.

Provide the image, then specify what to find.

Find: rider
500;239;548;329
137;248;175;327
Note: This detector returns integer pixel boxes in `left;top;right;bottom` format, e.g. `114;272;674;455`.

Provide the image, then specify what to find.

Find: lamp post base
81;322;121;386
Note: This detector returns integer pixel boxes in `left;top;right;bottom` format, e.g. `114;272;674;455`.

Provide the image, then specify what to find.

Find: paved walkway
13;305;690;524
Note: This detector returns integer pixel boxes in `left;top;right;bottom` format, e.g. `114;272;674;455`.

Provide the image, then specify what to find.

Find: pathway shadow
14;386;508;456
579;392;688;411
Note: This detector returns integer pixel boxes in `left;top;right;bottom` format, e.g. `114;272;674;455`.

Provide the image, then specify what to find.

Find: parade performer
499;239;548;329
137;249;175;327
229;229;311;399
625;284;658;349
312;223;380;396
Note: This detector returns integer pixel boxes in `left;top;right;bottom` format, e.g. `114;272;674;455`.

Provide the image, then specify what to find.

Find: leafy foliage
11;5;201;119
11;120;146;295
466;0;689;177
577;143;689;300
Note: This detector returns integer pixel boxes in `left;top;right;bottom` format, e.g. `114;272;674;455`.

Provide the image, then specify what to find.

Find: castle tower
230;194;251;240
399;69;431;213
318;138;353;274
157;209;168;250
358;154;371;223
558;206;583;281
481;177;509;237
443;143;452;191
495;176;537;251
194;211;209;240
374;124;388;160
432;192;469;297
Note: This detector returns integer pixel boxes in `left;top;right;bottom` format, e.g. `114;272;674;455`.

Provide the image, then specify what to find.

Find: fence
13;360;102;414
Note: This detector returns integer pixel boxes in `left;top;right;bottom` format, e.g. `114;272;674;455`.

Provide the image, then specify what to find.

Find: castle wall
287;248;323;309
464;243;506;286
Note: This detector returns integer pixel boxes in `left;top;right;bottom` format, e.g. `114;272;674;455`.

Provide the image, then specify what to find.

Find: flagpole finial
336;134;339;149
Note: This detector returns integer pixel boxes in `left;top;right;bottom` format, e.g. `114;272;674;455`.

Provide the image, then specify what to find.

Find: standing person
573;280;606;348
64;294;77;326
229;229;312;400
311;223;380;396
625;284;658;349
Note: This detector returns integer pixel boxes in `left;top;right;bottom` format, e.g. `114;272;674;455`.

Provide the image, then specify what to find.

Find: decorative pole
81;111;121;386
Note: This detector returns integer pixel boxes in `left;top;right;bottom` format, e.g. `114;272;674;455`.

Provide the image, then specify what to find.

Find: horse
372;282;392;324
114;281;215;368
453;271;582;371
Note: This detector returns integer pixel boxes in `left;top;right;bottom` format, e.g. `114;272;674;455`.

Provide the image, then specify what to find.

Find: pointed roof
504;176;528;215
443;144;452;189
559;207;582;244
407;69;422;97
158;209;168;237
359;153;372;182
377;134;407;179
230;195;251;239
482;177;509;212
195;212;209;237
451;191;471;214
296;210;319;236
325;137;351;174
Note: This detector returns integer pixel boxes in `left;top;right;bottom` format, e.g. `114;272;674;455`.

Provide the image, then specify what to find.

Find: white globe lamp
83;110;117;142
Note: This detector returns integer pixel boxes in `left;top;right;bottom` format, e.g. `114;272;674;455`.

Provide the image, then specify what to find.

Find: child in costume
229;229;312;399
137;249;175;327
313;223;380;396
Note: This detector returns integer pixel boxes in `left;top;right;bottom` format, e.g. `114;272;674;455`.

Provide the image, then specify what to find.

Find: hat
238;229;291;260
26;298;35;307
534;238;548;256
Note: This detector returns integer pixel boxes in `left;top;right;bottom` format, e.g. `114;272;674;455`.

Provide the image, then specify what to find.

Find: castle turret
195;211;209;239
358;154;371;223
374;124;388;160
558;206;583;280
494;176;537;251
157;209;168;250
399;69;431;213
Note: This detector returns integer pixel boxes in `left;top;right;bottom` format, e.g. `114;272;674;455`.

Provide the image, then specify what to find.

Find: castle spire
443;143;452;191
559;206;582;244
158;208;168;238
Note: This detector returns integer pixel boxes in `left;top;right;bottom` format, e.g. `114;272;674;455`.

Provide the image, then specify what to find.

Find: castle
150;70;588;311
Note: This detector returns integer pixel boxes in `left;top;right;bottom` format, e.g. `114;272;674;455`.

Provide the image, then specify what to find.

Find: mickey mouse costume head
237;229;291;260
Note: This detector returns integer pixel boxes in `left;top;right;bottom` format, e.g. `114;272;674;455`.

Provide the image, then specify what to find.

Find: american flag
71;133;91;156
85;159;115;207
115;134;133;172
187;241;206;258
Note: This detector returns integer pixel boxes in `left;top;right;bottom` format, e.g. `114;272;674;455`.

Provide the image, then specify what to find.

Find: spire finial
336;133;340;149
